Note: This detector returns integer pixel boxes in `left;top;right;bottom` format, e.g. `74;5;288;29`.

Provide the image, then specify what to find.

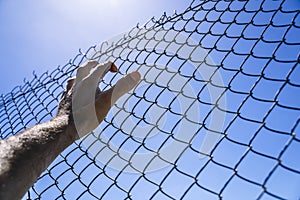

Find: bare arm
0;61;141;200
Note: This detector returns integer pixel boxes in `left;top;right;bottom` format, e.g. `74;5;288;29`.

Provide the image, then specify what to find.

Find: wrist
52;114;79;143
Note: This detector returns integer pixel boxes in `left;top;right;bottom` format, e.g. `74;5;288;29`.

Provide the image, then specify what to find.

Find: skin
0;61;141;200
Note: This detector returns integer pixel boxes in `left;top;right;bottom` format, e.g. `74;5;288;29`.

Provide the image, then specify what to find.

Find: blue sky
1;1;300;200
0;0;189;94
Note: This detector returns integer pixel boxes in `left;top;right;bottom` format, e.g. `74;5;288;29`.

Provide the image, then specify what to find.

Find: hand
57;61;141;138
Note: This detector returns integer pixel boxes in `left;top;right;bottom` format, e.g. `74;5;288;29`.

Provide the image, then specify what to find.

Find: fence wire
1;0;300;199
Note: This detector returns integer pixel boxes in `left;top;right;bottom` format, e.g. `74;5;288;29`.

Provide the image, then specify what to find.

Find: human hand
57;61;141;138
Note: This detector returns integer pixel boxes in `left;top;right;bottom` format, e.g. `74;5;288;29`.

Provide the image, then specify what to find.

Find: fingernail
129;72;141;82
110;63;118;72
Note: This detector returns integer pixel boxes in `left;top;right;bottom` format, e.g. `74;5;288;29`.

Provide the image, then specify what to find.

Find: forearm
0;61;140;200
0;115;77;200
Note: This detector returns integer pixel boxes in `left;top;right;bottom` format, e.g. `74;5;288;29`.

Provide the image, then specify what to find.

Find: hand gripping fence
1;0;300;199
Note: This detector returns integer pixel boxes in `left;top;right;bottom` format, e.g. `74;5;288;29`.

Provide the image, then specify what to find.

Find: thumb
111;71;141;103
95;71;141;120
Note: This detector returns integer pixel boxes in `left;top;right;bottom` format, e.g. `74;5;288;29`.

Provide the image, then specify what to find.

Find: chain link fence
0;0;300;199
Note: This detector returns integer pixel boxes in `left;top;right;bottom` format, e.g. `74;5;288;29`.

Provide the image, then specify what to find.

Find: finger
72;62;118;113
76;60;98;82
97;71;141;109
111;71;141;101
89;61;118;84
72;62;114;108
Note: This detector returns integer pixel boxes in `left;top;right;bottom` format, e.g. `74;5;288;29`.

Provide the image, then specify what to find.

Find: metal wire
0;0;299;199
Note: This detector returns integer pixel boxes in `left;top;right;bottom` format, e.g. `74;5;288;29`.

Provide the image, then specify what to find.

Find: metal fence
0;0;299;199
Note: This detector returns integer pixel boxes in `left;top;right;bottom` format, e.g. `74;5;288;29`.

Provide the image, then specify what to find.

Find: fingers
76;61;118;91
97;71;141;108
74;60;139;104
111;71;141;102
71;60;140;129
72;61;118;110
89;61;118;84
76;60;98;82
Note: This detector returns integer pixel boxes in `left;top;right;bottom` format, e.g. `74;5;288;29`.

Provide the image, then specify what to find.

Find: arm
0;61;141;200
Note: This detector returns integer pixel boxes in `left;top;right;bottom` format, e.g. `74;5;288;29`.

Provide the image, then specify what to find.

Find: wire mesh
0;0;300;199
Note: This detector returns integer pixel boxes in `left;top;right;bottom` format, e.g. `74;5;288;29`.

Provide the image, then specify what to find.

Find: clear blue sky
0;0;189;94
